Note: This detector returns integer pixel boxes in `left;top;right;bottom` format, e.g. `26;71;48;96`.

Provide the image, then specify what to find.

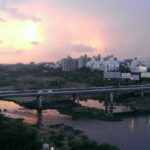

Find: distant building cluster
56;55;150;73
45;55;150;73
3;55;150;74
59;54;119;72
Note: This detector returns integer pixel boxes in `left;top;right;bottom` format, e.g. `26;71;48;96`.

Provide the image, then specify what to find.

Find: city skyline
0;0;150;63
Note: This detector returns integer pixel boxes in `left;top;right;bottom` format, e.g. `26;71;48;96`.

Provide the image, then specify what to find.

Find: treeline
1;66;150;90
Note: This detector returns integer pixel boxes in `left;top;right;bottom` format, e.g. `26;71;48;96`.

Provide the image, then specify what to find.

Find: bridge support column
104;101;108;114
37;109;42;127
37;96;42;110
109;92;114;114
104;93;108;114
72;94;80;104
76;94;80;105
72;94;76;101
36;96;43;127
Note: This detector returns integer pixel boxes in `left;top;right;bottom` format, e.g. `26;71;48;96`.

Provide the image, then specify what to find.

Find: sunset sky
0;0;150;63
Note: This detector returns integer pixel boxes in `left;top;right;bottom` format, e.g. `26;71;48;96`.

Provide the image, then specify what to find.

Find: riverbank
39;123;120;150
1;98;150;150
0;113;120;150
0;114;41;150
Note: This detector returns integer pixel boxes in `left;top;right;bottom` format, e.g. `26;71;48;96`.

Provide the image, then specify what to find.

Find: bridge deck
0;84;150;98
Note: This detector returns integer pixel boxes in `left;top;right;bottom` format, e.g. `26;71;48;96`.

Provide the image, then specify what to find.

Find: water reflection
0;100;71;125
148;118;150;126
129;119;135;131
79;99;132;113
79;99;104;109
1;100;150;150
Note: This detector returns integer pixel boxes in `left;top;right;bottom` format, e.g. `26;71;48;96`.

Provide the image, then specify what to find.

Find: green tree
0;116;41;150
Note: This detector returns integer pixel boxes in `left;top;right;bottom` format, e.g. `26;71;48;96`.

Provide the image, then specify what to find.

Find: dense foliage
0;115;41;150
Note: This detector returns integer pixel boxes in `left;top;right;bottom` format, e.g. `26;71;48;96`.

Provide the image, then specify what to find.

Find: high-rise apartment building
61;56;78;71
78;55;88;68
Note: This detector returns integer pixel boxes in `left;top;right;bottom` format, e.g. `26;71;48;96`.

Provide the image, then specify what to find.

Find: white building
61;56;78;71
44;63;60;69
129;57;150;72
130;65;147;73
86;55;119;71
78;55;88;68
103;57;120;72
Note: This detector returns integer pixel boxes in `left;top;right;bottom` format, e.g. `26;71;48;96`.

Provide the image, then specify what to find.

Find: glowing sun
0;20;43;50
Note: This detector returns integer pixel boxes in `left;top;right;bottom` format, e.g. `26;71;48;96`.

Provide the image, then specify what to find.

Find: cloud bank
0;0;150;63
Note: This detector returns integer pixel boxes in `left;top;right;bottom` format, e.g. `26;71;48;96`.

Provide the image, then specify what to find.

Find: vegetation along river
0;99;150;150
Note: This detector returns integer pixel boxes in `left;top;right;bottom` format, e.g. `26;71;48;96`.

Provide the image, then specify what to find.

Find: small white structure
44;63;60;69
121;73;131;79
141;72;150;78
42;143;50;150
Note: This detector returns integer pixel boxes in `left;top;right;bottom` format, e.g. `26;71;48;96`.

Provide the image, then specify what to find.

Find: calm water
0;100;71;125
0;99;150;150
79;99;132;113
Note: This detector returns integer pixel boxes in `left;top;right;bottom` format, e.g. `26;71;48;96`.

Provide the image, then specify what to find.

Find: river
0;99;150;150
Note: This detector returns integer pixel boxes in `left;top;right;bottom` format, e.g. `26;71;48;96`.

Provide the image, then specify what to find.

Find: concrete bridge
0;84;150;98
0;84;150;114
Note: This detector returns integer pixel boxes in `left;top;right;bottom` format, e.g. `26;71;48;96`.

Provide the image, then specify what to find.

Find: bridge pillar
72;94;80;104
37;96;43;110
110;92;114;103
72;94;76;102
104;93;108;114
37;109;42;127
109;92;114;114
104;101;108;114
76;94;80;105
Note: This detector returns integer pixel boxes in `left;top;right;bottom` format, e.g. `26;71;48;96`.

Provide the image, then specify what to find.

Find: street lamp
50;146;54;150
